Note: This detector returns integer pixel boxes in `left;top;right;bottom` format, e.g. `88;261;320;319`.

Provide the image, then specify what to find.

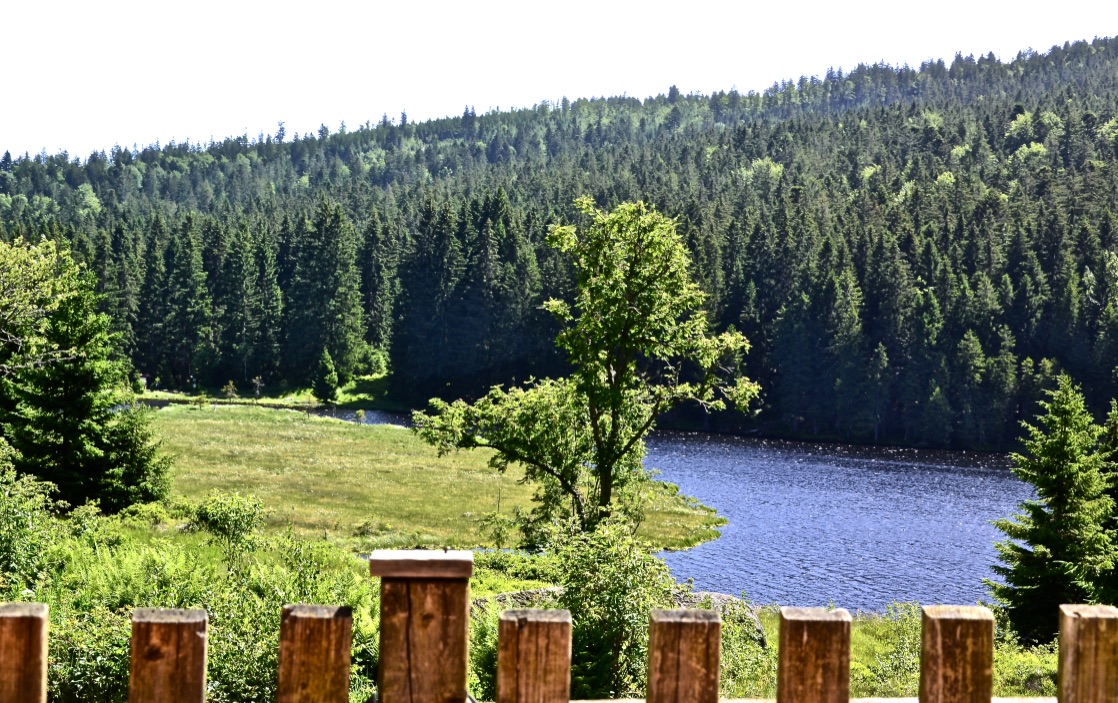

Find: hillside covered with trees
4;37;1118;449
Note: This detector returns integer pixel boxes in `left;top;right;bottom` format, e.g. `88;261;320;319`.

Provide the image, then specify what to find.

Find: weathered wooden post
128;608;208;703
497;609;571;703
0;603;48;703
646;609;721;703
1059;604;1118;703
370;549;473;703
919;605;993;703
277;605;353;703
777;606;851;703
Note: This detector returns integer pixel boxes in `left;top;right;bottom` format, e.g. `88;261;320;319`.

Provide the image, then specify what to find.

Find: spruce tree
1;241;170;511
312;348;338;405
988;374;1115;643
284;199;364;383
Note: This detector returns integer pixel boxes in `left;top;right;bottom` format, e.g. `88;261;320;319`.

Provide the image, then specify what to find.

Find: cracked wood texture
378;578;469;703
0;603;48;703
918;605;993;703
647;609;721;703
128;608;208;703
497;609;571;703
777;606;851;703
277;605;353;703
1059;604;1118;703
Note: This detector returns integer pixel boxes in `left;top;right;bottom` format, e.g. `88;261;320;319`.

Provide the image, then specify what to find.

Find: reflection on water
648;432;1030;612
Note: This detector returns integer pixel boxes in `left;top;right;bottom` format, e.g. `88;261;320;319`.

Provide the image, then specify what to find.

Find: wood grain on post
497;609;571;703
777;606;851;703
919;605;993;703
0;603;48;703
371;549;473;703
277;605;353;703
128;608;208;703
1059;604;1118;703
647;609;721;703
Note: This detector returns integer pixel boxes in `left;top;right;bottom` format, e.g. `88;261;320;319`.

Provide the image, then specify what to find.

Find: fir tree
988;374;1115;643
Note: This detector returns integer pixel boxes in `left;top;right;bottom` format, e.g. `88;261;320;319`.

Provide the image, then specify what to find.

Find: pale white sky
2;0;1115;159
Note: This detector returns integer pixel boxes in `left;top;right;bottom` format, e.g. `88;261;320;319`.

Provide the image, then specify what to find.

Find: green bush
555;519;675;698
0;438;57;597
190;492;265;563
468;603;501;701
36;525;379;703
720;601;776;697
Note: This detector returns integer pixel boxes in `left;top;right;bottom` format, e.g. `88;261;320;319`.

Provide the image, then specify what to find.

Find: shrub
555;519;675;698
0;439;57;596
190;492;265;564
719;600;776;697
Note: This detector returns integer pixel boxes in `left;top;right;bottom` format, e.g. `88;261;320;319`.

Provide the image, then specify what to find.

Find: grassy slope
153;404;724;551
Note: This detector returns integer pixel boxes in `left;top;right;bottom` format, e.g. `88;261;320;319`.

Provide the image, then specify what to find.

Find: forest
4;37;1118;450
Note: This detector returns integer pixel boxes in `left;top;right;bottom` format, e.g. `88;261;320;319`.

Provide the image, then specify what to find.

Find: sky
2;0;1115;159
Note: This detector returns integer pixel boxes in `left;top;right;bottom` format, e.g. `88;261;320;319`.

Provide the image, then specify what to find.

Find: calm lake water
647;432;1031;612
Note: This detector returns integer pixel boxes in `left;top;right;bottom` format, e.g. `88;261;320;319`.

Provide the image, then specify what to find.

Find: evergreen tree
0;240;170;512
163;215;214;387
988;375;1115;643
284;199;364;383
312;348;339;405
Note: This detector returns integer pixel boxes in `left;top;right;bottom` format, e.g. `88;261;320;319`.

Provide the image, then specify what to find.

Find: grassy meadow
152;403;725;551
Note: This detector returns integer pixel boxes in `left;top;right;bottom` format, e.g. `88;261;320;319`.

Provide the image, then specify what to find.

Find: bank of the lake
151;404;724;551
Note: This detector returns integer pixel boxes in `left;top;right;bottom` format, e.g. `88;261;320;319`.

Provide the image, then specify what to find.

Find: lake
647;432;1030;612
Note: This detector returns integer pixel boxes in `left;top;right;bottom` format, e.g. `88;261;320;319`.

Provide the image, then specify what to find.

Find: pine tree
988;374;1115;643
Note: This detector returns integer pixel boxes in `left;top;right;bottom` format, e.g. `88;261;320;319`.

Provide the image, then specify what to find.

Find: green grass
142;374;407;411
153;404;724;551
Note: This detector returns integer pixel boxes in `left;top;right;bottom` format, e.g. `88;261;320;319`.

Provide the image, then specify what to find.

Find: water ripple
649;432;1031;613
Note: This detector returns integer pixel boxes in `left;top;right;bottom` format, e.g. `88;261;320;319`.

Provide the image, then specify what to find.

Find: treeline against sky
4;37;1118;449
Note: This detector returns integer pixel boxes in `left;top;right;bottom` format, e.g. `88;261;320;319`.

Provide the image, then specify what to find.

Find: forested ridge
5;37;1118;449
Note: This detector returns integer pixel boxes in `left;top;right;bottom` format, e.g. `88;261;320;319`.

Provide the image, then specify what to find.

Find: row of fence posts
1;549;1117;702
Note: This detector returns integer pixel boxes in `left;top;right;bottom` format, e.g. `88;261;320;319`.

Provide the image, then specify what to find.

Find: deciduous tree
415;198;758;531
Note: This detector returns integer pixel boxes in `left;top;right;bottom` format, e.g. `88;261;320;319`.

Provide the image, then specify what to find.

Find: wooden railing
1;549;1115;702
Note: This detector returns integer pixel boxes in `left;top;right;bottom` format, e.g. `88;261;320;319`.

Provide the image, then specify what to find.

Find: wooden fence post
1059;604;1118;703
128;608;208;703
647;609;721;703
777;606;851;703
277;605;353;703
919;605;993;703
497;609;571;703
370;549;473;703
0;603;48;703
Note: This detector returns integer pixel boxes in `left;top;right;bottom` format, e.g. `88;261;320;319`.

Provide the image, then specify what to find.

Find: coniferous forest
5;38;1118;450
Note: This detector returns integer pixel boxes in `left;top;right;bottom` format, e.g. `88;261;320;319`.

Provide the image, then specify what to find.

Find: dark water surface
647;432;1031;612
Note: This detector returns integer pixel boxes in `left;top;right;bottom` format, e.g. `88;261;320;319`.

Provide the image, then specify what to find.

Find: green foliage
468;604;502;701
313;348;339;405
719;601;777;697
989;375;1115;643
190;492;265;563
0;439;56;596
0;238;170;513
416;198;757;531
11;492;381;703
850;603;923;696
554;519;675;698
